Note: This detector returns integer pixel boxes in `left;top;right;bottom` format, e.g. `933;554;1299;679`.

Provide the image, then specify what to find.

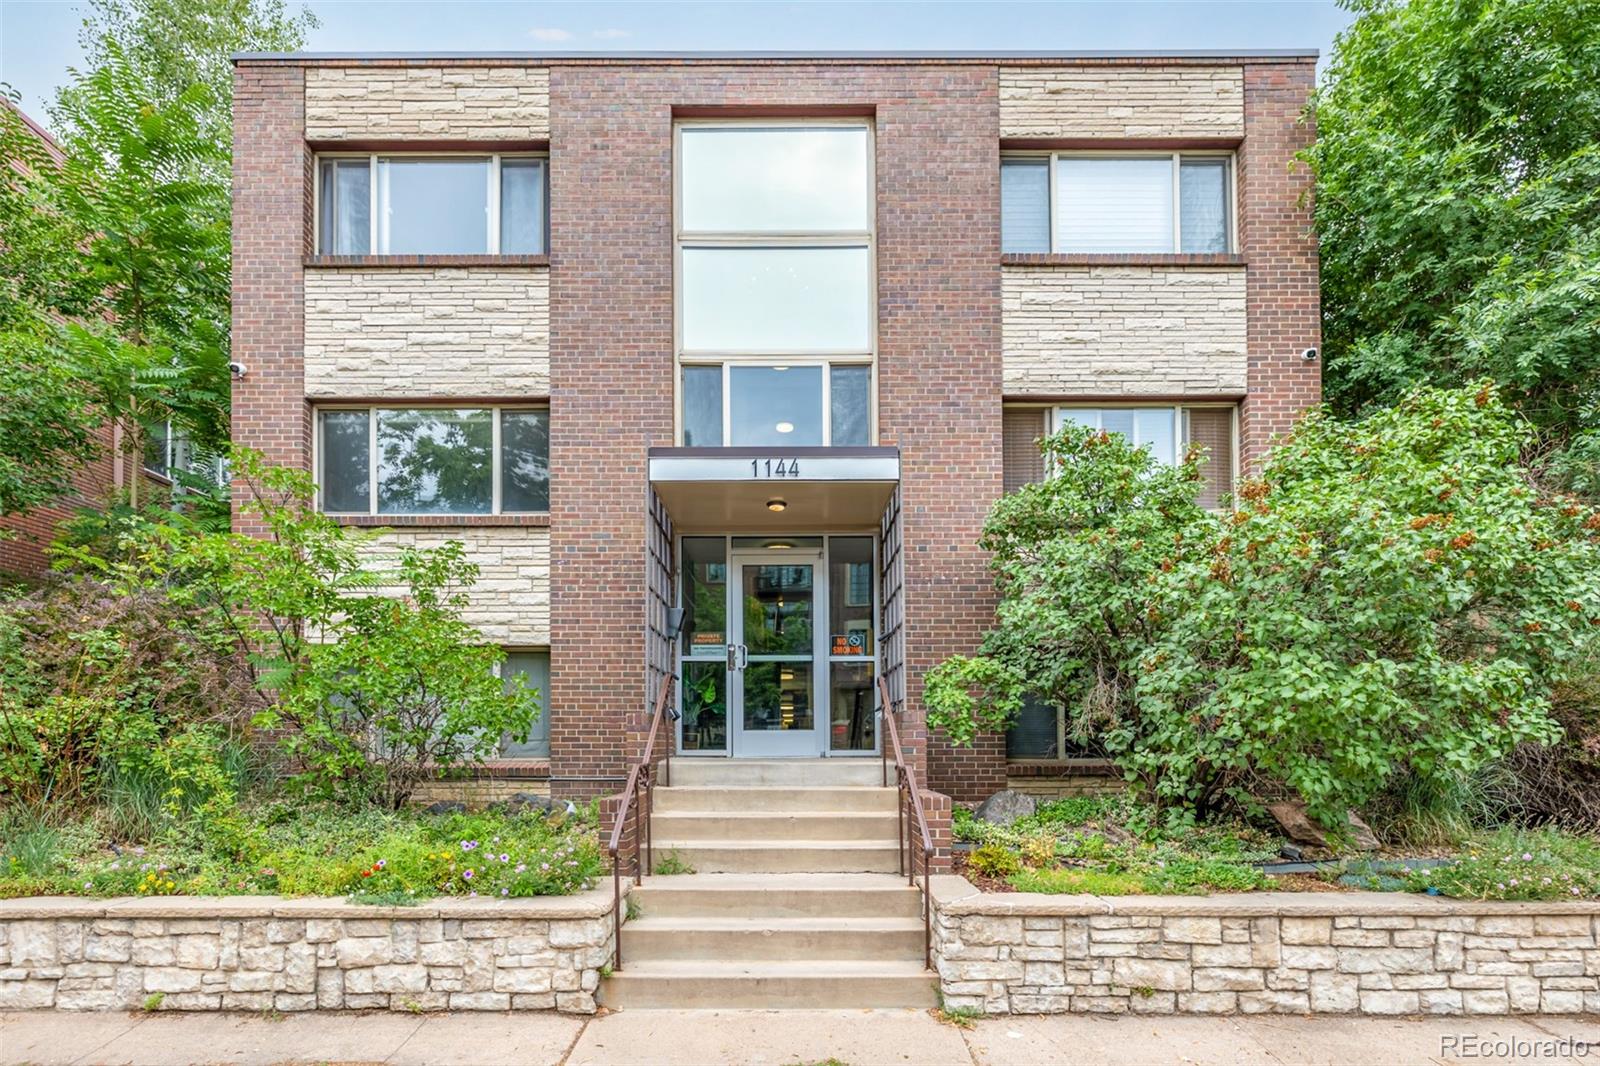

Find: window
1055;405;1236;508
315;407;549;515
142;420;226;488
1001;153;1233;254
316;155;547;256
498;649;550;759
1001;407;1047;492
677;122;875;446
1006;696;1105;761
680;362;871;447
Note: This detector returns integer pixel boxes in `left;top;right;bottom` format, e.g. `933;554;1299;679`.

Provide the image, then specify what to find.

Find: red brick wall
231;62;310;534
546;63;1003;800
0;422;118;579
1238;60;1322;470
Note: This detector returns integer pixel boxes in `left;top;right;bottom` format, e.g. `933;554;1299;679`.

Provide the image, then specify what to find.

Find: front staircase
598;759;937;1010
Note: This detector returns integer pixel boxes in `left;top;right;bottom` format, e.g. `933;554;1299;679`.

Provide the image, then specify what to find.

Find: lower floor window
1002;404;1237;509
316;406;549;516
1006;696;1105;761
680;361;872;447
498;648;550;759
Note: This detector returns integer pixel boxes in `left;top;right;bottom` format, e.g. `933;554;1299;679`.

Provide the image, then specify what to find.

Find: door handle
739;645;750;669
727;643;739;671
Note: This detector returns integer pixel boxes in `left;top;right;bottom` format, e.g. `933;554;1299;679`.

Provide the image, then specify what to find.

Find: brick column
231;62;311;533
1238;59;1321;471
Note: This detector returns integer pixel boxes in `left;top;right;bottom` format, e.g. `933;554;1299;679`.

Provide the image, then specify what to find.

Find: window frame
1001;150;1237;255
1050;402;1240;503
312;152;550;256
673;118;878;446
312;403;550;517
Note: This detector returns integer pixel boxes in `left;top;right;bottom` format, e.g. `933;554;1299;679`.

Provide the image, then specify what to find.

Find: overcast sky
1;1;1353;127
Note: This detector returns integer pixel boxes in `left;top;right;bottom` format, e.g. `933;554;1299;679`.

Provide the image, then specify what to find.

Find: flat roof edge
232;48;1319;63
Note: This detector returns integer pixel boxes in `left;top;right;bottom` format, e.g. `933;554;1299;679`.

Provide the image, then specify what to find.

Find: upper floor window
676;122;876;445
315;405;549;516
316;155;547;256
1001;153;1233;255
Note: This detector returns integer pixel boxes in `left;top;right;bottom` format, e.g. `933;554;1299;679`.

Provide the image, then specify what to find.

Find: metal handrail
607;672;674;970
877;671;934;969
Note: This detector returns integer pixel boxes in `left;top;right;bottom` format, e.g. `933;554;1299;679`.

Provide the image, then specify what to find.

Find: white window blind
1056;157;1175;253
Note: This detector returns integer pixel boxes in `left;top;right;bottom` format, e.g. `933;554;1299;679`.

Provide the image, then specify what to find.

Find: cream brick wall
361;527;550;646
999;67;1243;139
1002;265;1247;395
305;67;550;140
304;268;549;398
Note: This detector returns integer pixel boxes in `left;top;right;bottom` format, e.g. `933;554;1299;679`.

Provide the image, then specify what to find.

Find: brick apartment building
230;49;1320;820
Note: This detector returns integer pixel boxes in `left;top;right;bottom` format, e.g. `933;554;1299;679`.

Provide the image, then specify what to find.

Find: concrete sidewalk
2;1009;1597;1065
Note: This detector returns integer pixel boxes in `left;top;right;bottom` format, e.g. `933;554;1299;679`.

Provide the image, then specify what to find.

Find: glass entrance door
728;544;824;757
676;535;878;758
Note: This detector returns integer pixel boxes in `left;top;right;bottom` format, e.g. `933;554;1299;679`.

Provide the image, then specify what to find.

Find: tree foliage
1306;0;1600;478
927;385;1600;828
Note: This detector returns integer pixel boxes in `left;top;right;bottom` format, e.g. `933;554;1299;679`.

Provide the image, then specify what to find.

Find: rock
1266;801;1379;851
974;789;1036;826
423;801;467;815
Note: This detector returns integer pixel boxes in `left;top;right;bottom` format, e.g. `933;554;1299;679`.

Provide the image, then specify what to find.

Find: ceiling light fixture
775;421;795;434
766;498;788;513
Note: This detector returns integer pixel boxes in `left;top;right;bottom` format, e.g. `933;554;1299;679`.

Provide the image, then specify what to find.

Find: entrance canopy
648;447;899;532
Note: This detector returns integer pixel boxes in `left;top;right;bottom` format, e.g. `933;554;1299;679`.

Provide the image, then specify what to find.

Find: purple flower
540;863;550;871
499;853;509;863
1522;852;1533;861
501;888;508;897
463;869;474;880
376;859;387;869
515;863;526;873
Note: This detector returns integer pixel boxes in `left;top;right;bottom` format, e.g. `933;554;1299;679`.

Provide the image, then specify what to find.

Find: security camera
228;361;248;378
1300;347;1319;362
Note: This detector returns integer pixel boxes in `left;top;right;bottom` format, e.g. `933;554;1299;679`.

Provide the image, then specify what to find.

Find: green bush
929;384;1600;831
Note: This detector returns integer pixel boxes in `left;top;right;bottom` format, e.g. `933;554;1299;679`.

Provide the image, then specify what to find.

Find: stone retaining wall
930;878;1600;1016
0;889;617;1014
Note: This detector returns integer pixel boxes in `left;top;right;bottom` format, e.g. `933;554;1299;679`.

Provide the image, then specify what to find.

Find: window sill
331;514;551;528
1006;758;1118;776
1001;253;1245;268
438;760;551;780
305;254;550;269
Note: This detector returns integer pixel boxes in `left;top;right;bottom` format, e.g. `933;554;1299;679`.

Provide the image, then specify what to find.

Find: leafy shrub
1404;829;1600;901
1018;833;1058;869
967;843;1022;879
1141;856;1269;895
929;384;1600;831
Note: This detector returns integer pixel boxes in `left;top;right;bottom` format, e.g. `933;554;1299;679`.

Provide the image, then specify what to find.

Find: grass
1008;866;1146;895
933;1006;983;1029
652;849;696;875
1403;828;1600;901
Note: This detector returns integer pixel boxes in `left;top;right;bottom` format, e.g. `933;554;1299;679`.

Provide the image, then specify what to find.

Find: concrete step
599;959;937;1009
666;758;884;788
619;916;924;961
630;873;922;919
653;785;899;814
651;811;900;842
650;840;900;874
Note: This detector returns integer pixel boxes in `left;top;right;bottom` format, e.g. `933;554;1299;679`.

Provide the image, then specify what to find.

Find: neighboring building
230;50;1320;811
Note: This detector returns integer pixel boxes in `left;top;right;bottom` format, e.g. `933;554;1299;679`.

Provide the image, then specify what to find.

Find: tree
927;384;1600;829
58;0;317;183
1305;0;1600;485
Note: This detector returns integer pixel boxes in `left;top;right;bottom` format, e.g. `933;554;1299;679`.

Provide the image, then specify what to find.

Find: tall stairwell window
675;121;876;446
